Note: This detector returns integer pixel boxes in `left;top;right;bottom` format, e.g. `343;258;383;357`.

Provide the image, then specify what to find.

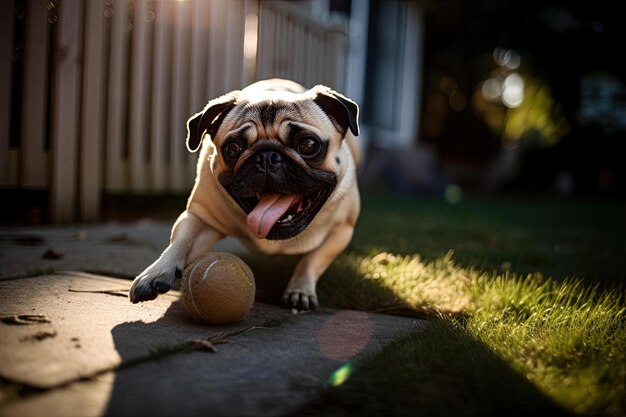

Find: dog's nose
253;150;284;172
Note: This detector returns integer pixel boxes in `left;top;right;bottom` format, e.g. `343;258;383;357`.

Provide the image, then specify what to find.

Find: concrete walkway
0;220;248;280
0;222;422;416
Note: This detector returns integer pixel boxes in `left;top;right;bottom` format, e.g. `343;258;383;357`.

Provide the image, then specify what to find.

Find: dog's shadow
103;296;276;416
241;253;298;303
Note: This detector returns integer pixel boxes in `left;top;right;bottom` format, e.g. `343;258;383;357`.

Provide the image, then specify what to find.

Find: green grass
351;195;626;288
248;194;626;417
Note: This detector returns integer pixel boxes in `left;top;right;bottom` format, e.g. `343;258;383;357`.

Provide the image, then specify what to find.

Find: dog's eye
296;137;321;158
223;142;243;160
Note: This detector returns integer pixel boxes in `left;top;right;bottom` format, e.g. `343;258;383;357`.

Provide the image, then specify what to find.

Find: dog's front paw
129;262;182;303
281;288;319;311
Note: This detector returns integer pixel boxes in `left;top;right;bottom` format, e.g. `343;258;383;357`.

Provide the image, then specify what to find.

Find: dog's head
185;81;359;241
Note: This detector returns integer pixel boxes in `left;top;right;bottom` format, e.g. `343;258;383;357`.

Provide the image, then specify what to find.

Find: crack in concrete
67;288;129;298
0;315;292;405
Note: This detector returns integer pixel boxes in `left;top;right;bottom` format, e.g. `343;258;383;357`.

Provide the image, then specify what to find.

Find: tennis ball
181;252;255;325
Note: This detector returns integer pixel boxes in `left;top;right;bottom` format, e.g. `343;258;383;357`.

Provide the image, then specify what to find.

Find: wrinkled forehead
219;97;333;139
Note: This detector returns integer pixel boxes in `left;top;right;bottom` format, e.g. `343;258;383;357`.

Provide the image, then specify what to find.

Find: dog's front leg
129;210;222;303
282;223;354;311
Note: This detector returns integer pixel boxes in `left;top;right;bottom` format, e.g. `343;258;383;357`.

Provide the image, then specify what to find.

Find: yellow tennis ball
181;252;255;325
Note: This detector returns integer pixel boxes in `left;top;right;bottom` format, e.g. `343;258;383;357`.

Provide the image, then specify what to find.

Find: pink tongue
247;193;298;239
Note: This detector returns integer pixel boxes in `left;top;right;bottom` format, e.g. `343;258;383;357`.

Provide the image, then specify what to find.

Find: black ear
186;92;238;152
312;86;359;137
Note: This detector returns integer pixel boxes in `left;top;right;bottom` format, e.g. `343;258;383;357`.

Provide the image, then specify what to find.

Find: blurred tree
419;0;626;195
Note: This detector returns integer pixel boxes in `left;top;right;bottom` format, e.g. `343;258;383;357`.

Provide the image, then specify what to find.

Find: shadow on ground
103;298;415;417
291;318;575;417
230;252;584;417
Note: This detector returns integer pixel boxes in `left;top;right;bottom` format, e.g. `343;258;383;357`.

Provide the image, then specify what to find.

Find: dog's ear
186;92;239;152
311;86;359;137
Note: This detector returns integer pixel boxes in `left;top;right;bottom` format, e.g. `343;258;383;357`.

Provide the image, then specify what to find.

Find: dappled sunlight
347;248;626;414
251;195;625;414
357;251;471;315
310;194;626;414
466;275;626;415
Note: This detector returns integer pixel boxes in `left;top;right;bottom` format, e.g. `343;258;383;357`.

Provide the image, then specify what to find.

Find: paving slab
0;273;423;417
0;272;288;388
0;221;248;279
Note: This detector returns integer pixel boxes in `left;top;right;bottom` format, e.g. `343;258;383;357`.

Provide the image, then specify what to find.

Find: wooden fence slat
323;32;333;87
169;0;191;192
291;19;300;83
284;16;291;79
0;0;15;186
150;0;174;193
304;28;312;86
21;0;49;188
256;4;274;81
207;0;227;99
242;2;258;86
315;31;323;85
79;0;107;221
51;0;83;222
105;0;131;192
224;0;245;92
291;17;300;81
187;0;211;186
273;12;283;78
128;0;154;192
333;32;348;92
189;0;210;115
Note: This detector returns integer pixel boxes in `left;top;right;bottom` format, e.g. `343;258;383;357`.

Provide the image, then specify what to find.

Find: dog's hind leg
129;211;223;303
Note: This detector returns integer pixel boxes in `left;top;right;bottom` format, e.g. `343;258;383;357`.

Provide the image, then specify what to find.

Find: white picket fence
0;0;349;222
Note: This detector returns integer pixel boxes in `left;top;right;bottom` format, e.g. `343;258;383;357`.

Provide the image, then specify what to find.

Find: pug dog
129;78;360;311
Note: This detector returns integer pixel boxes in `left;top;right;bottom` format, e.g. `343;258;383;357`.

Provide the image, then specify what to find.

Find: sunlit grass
310;253;626;416
468;275;625;416
356;251;471;314
293;195;626;417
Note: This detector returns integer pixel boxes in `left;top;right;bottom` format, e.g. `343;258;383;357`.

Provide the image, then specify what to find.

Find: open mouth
217;151;338;241
236;189;331;240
